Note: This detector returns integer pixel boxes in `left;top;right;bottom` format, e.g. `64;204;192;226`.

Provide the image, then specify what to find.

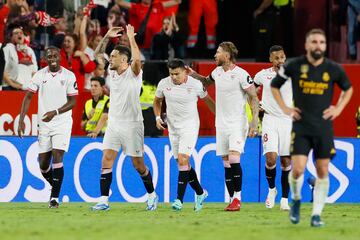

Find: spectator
151;14;184;60
0;0;10;44
347;0;360;60
51;17;67;49
2;26;37;90
116;0;181;59
187;0;218;49
81;76;109;138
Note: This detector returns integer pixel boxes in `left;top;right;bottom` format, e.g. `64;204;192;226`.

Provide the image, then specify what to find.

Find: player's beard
310;50;324;60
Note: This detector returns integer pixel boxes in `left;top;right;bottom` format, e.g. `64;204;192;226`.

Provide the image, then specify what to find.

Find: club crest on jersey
300;64;309;79
247;76;254;84
322;72;330;82
166;87;171;91
187;88;192;93
60;80;65;86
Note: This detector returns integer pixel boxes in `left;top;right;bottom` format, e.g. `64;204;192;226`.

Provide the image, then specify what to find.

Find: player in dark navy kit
271;28;353;227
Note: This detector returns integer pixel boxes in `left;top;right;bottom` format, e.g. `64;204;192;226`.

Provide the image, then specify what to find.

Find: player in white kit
18;47;78;208
91;25;158;211
253;45;292;210
153;59;215;211
189;42;259;211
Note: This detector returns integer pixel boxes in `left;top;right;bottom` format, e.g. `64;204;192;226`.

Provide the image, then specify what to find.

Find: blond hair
219;42;238;63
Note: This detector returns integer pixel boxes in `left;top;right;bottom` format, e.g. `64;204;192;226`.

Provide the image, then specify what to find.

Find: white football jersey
254;67;292;118
156;76;207;130
27;66;78;128
211;66;252;129
107;67;143;124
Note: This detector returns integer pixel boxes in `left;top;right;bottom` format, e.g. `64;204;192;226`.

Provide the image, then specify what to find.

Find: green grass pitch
0;203;359;240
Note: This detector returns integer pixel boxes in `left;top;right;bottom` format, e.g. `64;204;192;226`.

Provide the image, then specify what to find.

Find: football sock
281;169;290;198
141;170;155;194
100;171;112;197
265;164;276;189
312;177;329;216
41;167;53;186
177;170;189;203
288;172;304;200
231;163;242;192
51;166;64;198
188;167;204;195
224;167;234;198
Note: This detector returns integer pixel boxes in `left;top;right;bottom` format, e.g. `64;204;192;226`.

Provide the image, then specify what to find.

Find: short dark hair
90;76;105;86
167;58;186;69
114;45;131;63
45;46;60;56
269;45;284;55
305;28;326;41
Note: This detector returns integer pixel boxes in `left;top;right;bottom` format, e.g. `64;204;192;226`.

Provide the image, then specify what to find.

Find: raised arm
116;0;132;9
162;0;182;8
78;15;88;51
186;66;214;87
18;91;34;137
95;27;123;58
126;24;142;76
244;85;259;137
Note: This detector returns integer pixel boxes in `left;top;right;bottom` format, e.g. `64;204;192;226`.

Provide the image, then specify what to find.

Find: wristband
155;116;161;121
56;109;59;115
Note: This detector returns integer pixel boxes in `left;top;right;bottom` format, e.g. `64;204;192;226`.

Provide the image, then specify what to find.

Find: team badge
300;64;309;79
60;80;65;86
247;76;254;84
166;87;171;91
322;72;330;82
187;88;192;93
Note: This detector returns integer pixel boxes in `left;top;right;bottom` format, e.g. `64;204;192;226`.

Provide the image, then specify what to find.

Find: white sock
51;197;59;202
312;177;329;216
148;191;156;199
288;172;304;200
233;191;241;200
100;196;109;204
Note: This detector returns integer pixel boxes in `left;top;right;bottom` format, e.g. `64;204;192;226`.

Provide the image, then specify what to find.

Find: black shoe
289;199;301;224
311;215;325;227
49;199;59;209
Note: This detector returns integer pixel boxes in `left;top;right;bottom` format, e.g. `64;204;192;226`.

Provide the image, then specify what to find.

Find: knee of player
280;156;291;169
177;154;190;166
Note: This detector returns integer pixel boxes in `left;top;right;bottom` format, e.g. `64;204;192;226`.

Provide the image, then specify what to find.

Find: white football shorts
103;121;144;157
261;113;292;156
216;127;248;156
38;122;72;153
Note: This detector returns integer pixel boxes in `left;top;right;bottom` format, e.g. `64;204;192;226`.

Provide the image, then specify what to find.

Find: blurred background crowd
0;0;359;137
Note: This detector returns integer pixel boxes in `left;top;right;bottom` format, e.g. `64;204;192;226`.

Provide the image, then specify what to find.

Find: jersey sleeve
67;72;79;96
336;65;352;91
196;82;208;99
209;68;217;82
253;71;263;86
239;71;254;90
27;71;41;92
155;80;165;98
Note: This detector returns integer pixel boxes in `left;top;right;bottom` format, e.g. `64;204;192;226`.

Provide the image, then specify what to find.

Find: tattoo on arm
94;37;110;56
